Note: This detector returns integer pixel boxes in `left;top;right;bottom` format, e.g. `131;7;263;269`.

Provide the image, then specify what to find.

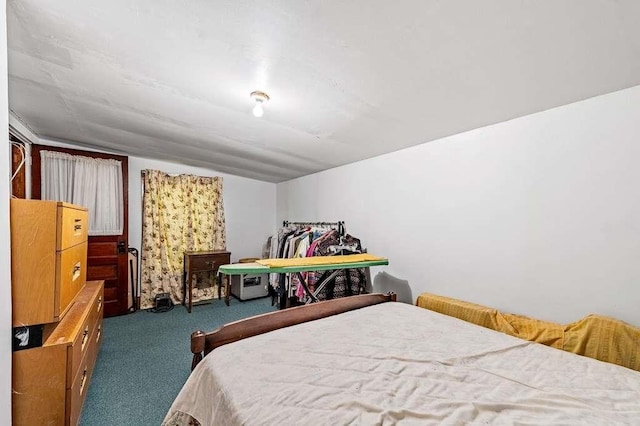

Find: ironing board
218;254;389;307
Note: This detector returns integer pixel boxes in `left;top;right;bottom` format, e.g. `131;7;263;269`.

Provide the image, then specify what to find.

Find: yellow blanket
563;314;640;371
416;292;640;371
256;254;385;268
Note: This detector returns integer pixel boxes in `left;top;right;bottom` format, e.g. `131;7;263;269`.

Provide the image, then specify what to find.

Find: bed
164;294;640;425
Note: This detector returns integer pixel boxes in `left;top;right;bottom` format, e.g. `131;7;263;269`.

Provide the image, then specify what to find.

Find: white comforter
165;303;640;425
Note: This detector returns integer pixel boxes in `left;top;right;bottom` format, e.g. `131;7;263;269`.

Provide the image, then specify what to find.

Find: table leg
364;267;373;293
188;273;194;313
224;274;231;306
182;261;187;307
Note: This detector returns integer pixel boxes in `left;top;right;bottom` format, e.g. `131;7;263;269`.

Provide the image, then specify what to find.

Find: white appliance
230;273;269;300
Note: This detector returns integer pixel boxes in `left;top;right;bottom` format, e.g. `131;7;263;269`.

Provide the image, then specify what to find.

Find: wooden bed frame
190;293;397;370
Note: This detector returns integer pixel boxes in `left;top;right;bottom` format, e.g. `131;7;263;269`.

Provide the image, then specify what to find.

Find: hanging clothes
307;232;365;301
263;222;369;308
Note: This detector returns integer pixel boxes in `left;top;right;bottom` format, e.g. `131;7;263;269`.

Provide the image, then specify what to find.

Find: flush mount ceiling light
250;90;270;117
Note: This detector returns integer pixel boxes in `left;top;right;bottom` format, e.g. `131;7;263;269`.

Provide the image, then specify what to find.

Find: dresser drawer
68;311;93;386
68;284;103;386
68;343;97;426
57;242;88;321
188;253;230;271
190;255;219;271
68;306;102;426
58;206;89;250
91;285;104;326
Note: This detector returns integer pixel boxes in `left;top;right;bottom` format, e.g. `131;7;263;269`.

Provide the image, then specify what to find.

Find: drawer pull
79;369;88;395
97;296;102;313
205;261;215;267
81;325;90;350
96;325;102;343
72;262;81;280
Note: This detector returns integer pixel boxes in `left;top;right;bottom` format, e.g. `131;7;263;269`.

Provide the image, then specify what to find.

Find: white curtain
41;150;124;236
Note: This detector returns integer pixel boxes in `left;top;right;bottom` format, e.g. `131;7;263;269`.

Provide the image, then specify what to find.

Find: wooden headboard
190;293;397;370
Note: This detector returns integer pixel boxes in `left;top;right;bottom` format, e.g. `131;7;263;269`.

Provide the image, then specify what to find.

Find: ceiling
7;1;640;183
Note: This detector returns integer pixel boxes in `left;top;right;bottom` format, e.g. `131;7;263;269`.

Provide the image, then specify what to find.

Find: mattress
164;303;640;425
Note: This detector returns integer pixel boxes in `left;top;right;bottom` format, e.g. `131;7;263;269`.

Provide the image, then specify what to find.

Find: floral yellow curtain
140;170;226;309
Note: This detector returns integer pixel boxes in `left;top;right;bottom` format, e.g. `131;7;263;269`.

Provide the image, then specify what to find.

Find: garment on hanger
306;232;365;300
264;222;367;307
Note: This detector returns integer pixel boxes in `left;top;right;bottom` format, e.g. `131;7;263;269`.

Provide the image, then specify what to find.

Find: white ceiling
7;1;640;182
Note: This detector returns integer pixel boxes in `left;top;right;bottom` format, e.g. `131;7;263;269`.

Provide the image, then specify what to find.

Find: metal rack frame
282;220;345;236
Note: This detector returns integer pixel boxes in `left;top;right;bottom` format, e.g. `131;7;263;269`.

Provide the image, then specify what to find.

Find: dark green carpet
80;297;276;425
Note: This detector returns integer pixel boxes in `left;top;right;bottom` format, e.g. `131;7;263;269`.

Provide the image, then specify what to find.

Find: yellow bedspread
256;254;384;268
416;292;640;371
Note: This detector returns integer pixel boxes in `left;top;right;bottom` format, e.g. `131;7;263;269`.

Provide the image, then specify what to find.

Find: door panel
31;144;130;317
87;265;118;281
87;238;126;317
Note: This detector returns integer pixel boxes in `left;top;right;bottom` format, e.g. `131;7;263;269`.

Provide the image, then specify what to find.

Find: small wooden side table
183;250;231;313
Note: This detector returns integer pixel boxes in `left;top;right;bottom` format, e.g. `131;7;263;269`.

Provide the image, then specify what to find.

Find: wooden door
31;144;130;317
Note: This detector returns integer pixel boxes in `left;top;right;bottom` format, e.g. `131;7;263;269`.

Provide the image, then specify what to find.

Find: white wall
0;0;12;423
278;85;640;327
38;139;277;261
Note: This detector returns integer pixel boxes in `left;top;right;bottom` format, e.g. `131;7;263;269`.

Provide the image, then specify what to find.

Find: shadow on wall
373;271;413;304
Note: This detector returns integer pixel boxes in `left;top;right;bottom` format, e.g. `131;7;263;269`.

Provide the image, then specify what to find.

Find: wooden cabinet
12;281;104;426
10;199;89;327
183;250;231;312
11;199;101;425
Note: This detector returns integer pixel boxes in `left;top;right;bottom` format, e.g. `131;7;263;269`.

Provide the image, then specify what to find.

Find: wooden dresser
12;281;104;425
183;250;231;312
11;199;88;327
10;199;103;425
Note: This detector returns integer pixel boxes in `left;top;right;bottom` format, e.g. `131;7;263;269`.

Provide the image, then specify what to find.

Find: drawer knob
79;369;88;395
81;326;90;350
72;263;82;280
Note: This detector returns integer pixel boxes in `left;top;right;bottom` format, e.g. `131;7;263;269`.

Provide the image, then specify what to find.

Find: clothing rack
276;220;358;309
282;220;345;236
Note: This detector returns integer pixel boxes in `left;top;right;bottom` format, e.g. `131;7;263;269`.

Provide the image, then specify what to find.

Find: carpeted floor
80;297;276;425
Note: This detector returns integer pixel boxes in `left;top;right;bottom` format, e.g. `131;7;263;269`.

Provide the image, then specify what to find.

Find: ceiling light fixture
250;90;270;117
